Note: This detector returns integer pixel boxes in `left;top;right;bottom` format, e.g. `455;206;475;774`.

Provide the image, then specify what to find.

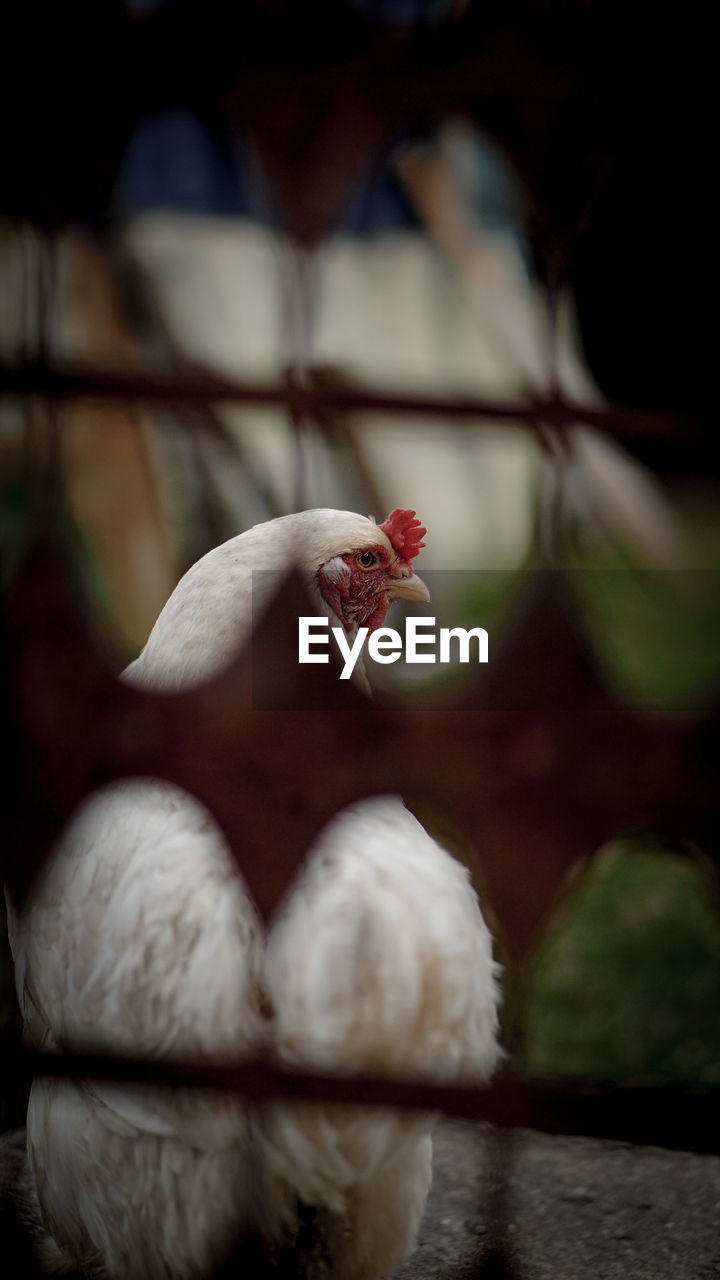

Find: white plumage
7;508;501;1279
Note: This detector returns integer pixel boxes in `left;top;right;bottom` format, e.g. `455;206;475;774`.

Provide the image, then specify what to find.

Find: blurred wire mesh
1;0;720;1275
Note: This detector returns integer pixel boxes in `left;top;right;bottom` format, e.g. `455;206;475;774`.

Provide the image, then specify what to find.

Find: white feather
7;509;501;1279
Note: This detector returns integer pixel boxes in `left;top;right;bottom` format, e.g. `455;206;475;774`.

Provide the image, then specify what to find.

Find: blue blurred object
345;0;456;22
116;108;422;232
119;112;259;218
114;0;458;231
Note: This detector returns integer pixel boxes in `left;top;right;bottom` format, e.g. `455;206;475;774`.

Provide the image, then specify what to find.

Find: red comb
379;509;427;560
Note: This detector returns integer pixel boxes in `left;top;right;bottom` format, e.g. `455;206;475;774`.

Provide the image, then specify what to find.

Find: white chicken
7;507;501;1279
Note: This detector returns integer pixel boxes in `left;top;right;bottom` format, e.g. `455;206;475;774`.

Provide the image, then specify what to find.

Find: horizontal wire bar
2;1034;718;1155
0;360;713;444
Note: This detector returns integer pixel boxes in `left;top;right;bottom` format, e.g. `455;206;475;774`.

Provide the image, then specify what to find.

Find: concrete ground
3;1121;720;1278
398;1121;720;1280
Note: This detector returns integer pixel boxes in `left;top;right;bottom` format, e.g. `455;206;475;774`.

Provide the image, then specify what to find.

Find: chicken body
7;509;501;1279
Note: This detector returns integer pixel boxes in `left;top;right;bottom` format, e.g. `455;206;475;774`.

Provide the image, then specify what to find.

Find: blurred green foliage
2;463;720;1101
448;563;720;718
0;469;36;584
523;842;720;1086
572;567;720;716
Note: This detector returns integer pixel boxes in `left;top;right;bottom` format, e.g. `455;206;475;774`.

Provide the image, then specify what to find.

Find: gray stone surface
3;1121;720;1278
399;1121;720;1279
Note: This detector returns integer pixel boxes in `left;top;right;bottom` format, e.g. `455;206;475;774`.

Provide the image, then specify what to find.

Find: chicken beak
387;572;430;604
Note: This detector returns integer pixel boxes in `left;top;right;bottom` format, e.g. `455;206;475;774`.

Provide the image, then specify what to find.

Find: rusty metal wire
3;529;719;1272
2;521;719;1279
0;359;714;449
2;2;720;1276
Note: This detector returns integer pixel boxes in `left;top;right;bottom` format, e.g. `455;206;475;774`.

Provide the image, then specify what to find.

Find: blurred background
1;0;720;1123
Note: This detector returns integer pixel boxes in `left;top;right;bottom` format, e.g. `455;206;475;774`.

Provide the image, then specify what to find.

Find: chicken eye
356;550;380;570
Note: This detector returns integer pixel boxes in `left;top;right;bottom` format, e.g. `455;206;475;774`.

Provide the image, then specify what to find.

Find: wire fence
1;2;719;1276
